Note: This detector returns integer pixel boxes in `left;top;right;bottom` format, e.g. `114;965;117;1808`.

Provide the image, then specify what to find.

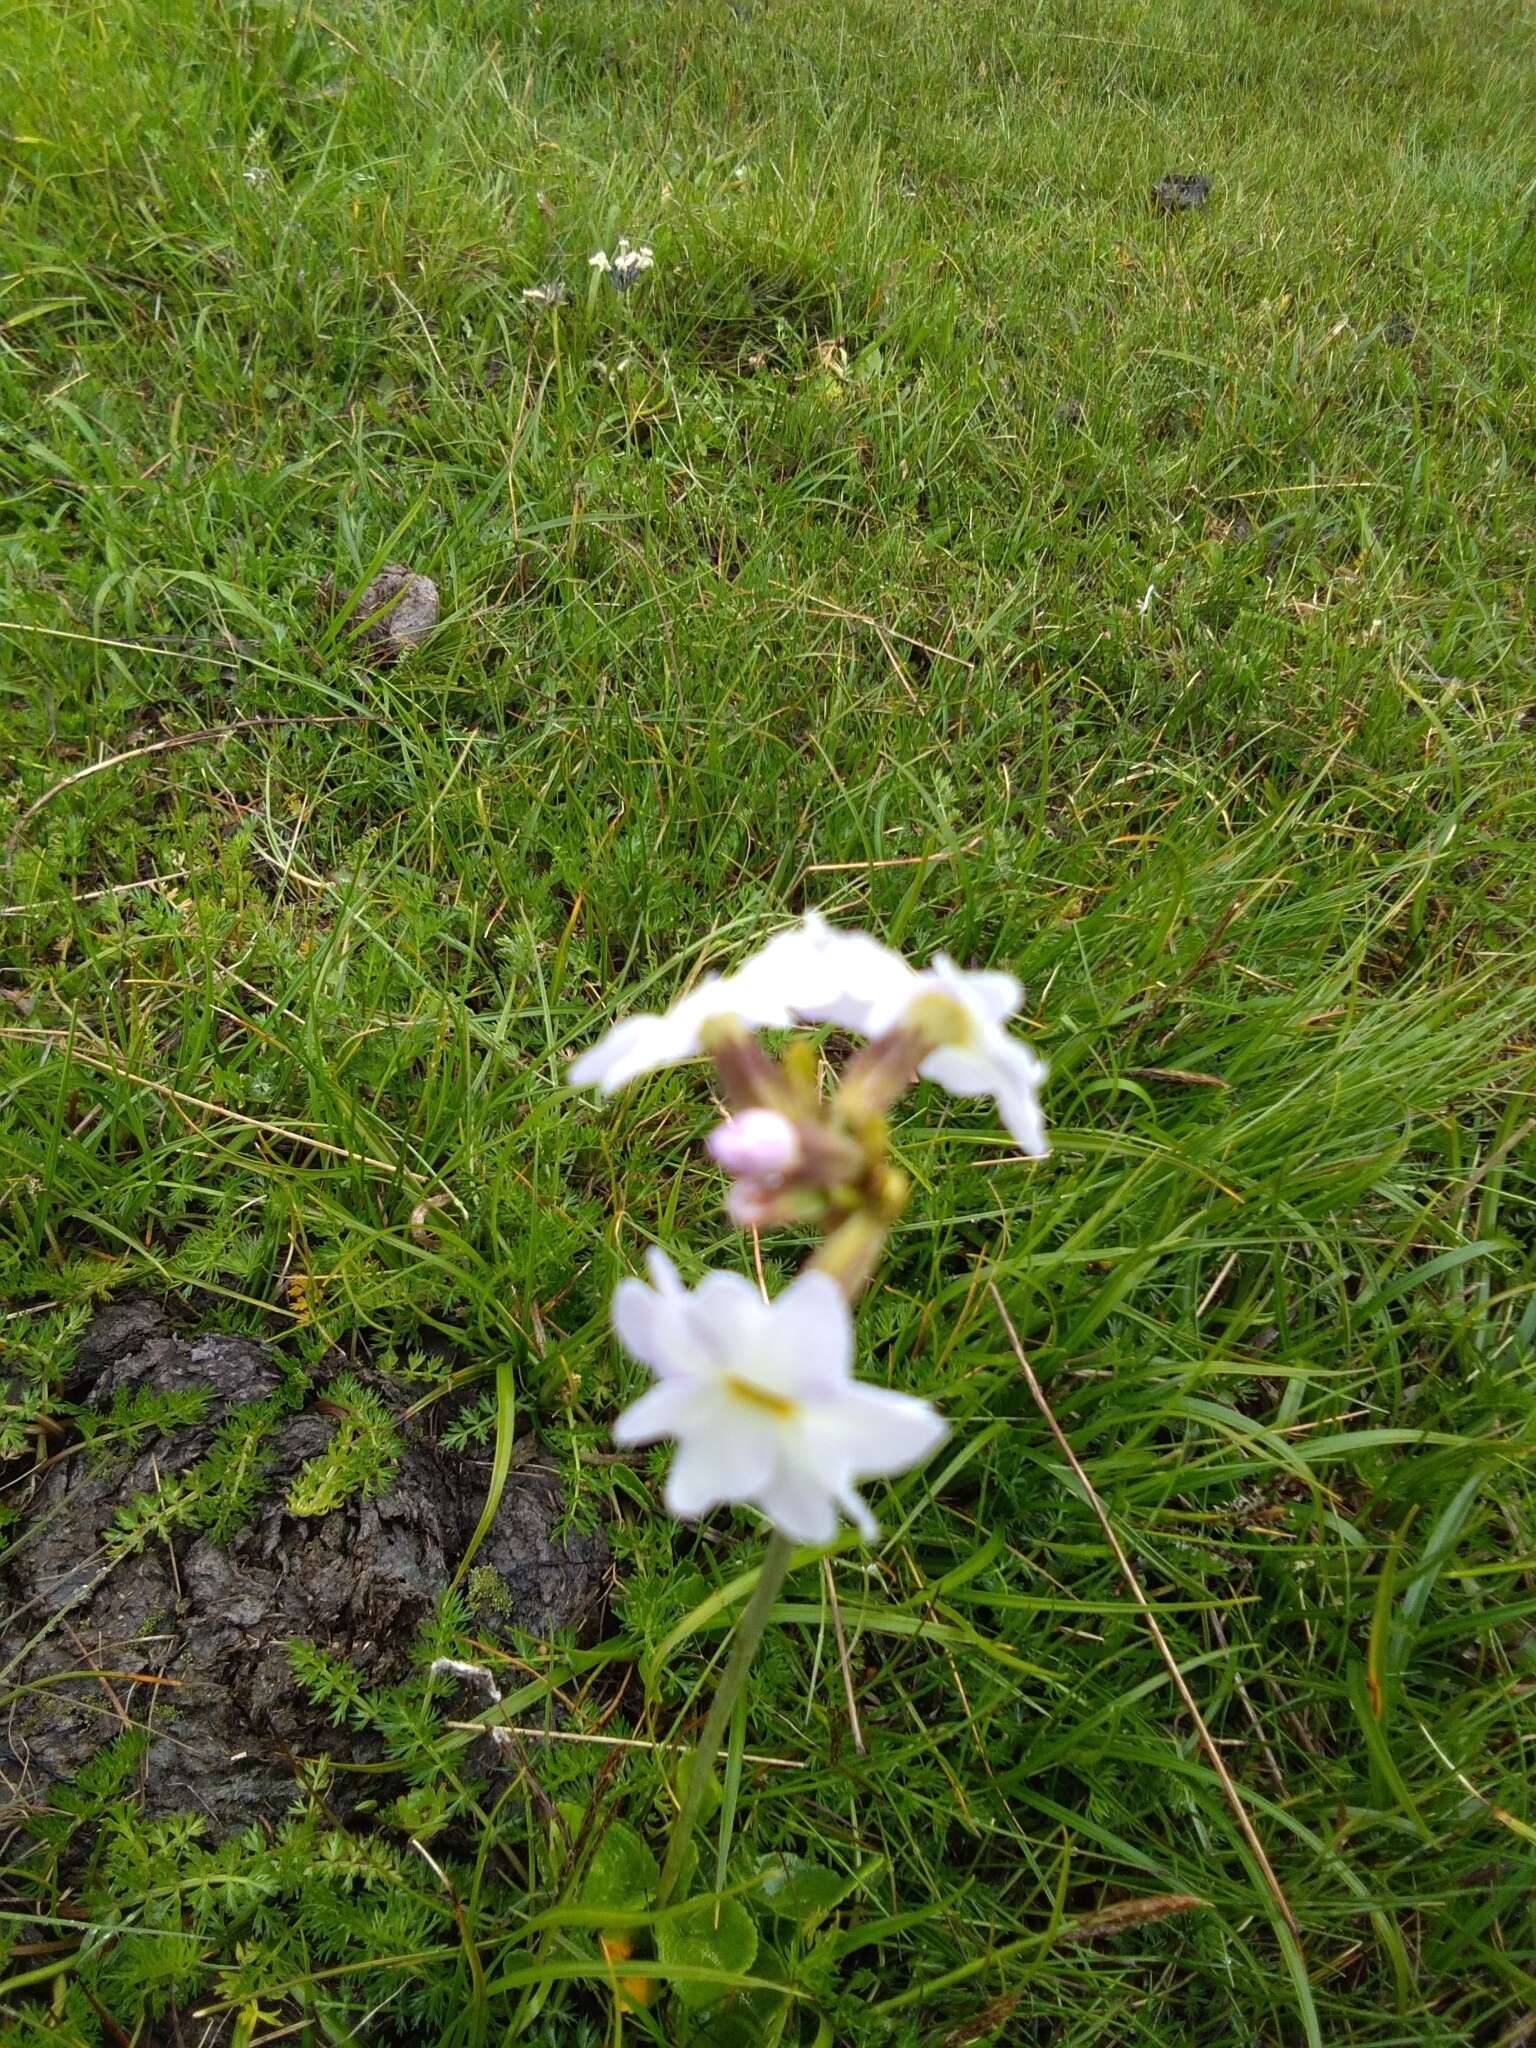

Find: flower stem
654;1530;796;1908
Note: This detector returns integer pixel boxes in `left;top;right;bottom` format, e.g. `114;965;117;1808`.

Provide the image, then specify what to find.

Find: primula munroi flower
568;920;845;1096
611;1250;946;1545
568;912;1049;1155
569;970;788;1097
908;954;1050;1158
589;238;655;291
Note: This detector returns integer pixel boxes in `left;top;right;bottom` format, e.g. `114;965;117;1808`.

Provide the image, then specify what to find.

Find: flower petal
568;965;792;1095
989;1041;1051;1157
807;1383;949;1479
663;1412;775;1518
613;1274;700;1380
921;1025;1048;1156
789;918;920;1035
612;1379;695;1445
764;1269;852;1399
686;1270;771;1369
928;954;1021;1025
643;1245;686;1296
568;1012;697;1094
835;1483;879;1541
752;1456;839;1546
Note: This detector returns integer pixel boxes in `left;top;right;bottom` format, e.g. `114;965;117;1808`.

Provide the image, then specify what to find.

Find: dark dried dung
1151;172;1212;212
1;1310;608;1829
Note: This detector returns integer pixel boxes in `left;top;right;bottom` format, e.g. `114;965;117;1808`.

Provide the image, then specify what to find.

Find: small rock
1151;172;1212;213
322;563;439;662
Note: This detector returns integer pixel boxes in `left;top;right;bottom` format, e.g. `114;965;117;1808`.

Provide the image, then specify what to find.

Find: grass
1;0;1534;2038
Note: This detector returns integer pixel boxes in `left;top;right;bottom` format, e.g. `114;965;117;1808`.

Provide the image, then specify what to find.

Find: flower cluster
589;238;655;291
518;237;656;316
569;910;1048;1156
570;914;1049;1547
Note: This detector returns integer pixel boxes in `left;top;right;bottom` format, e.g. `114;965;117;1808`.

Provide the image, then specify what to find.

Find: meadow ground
2;0;1535;2040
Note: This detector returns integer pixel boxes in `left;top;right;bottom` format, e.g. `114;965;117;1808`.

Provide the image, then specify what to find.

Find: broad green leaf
658;1896;758;2009
753;1854;859;1931
572;1814;659;1914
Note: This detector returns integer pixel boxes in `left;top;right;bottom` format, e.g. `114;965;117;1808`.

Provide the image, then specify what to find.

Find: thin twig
1195;1251;1240;1321
1138;891;1251;1028
988;1280;1300;1940
803;835;984;877
1;869;188;918
385;273;448;378
443;1721;806;1769
0;1025;425;1184
1207;1606;1287;1799
784;588;975;669
4;713;367;882
822;1556;865;1754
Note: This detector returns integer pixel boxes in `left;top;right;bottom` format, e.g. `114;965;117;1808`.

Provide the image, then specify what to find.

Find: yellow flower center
906;989;975;1049
725;1375;798;1418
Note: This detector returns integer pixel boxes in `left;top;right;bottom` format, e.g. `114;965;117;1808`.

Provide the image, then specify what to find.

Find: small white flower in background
569;970;782;1095
567;920;834;1093
242;164;269;187
521;280;569;310
569;911;1049;1154
611;1250;946;1545
591;238;655;292
612;238;654;290
786;911;921;1034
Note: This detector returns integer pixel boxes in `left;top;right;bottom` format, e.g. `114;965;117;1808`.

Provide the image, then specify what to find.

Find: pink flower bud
725;1178;781;1229
707;1109;802;1179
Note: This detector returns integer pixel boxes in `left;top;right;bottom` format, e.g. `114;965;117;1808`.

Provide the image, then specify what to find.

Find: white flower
611;1250;946;1545
783;911;921;1034
909;954;1050;1158
569;957;783;1096
568;914;1049;1154
591;239;655;291
521;280;569;309
768;916;1049;1154
611;238;654;290
567;923;826;1094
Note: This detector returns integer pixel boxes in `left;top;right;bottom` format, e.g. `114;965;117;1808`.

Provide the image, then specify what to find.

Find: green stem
654;1531;796;1908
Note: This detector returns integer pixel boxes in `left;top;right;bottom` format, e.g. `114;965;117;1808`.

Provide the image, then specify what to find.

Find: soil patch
1151;172;1212;212
1;1305;609;1829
